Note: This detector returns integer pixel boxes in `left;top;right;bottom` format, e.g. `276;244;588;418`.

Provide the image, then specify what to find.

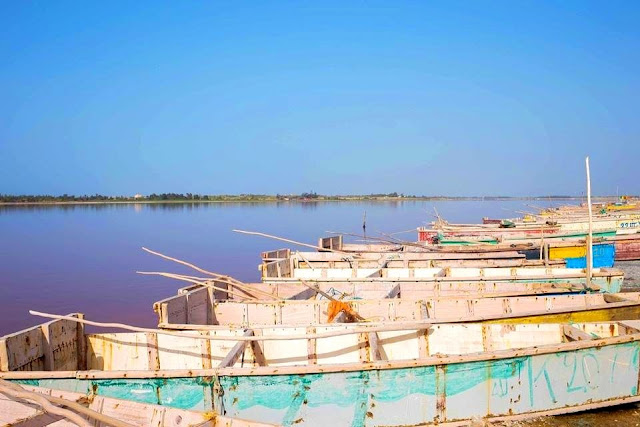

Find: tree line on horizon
0;193;598;203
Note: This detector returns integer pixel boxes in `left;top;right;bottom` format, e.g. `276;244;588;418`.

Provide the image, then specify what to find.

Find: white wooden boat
261;249;565;271
153;284;640;329
4;315;640;425
260;263;624;293
153;280;603;321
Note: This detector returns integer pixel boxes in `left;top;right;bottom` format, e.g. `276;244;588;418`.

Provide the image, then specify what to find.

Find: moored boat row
3;200;640;425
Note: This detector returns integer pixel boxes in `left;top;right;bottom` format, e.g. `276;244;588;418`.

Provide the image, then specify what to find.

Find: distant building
133;194;144;199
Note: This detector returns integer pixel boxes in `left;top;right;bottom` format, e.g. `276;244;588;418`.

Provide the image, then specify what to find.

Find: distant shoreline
0;196;618;206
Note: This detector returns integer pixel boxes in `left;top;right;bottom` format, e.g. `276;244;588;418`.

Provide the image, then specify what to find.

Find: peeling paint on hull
12;342;640;426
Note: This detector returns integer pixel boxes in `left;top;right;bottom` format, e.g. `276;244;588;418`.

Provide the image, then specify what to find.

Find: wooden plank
261;248;291;260
87;333;153;371
358;333;368;362
368;332;383;361
604;294;632;303
76;314;86;371
619;321;640;335
563;325;594;341
186;288;210;325
40;323;54;371
0;323;46;371
146;332;160;370
46;318;80;371
307;327;317;365
250;329;267;367
218;330;253;368
163;295;188;324
435;364;446;422
0;339;8;371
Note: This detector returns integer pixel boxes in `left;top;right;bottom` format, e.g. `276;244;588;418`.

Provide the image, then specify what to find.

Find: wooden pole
295;251;316;271
28;311;428;341
136;271;262;301
233;229;351;254
140;270;280;301
142;246;267;291
142;247;222;277
586;156;593;287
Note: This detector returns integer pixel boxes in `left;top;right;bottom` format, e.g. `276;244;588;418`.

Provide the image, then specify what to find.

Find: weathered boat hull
548;243;616;268
5;320;640;426
154;285;640;329
218;342;640;426
615;238;640;261
263;266;624;293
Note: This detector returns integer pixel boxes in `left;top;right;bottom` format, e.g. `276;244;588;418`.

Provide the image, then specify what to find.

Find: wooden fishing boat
260;264;624;293
153;284;640;329
317;235;540;254
261;249;567;271
154;280;602;322
611;234;640;261
4;315;640;425
419;212;640;242
0;382;272;426
418;226;618;243
424;233;640;264
317;228;640;263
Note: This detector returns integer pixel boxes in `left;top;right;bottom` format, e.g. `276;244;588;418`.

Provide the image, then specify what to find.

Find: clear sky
1;1;638;196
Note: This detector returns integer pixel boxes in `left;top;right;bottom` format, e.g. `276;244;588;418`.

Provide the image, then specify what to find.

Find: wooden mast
586;156;593;287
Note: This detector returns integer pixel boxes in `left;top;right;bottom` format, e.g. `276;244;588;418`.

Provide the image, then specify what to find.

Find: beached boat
418;226;618;243
153;281;602;323
261;248;566;271
418;212;640;242
0;382;271;426
422;234;640;264
609;234;640;261
318;233;640;262
4;315;640;425
153;284;640;329
260;263;624;293
317;235;541;254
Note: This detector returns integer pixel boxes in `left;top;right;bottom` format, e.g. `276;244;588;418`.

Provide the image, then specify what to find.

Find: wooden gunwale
263;271;619;282
157;281;597;303
269;251;528;261
1;328;638;379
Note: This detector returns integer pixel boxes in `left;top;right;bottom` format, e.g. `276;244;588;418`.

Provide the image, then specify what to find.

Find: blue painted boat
565;243;616;268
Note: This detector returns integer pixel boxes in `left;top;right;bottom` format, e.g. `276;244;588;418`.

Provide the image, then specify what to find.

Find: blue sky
1;1;638;196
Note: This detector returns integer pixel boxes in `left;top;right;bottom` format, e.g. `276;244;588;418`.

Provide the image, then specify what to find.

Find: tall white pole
585;157;593;286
